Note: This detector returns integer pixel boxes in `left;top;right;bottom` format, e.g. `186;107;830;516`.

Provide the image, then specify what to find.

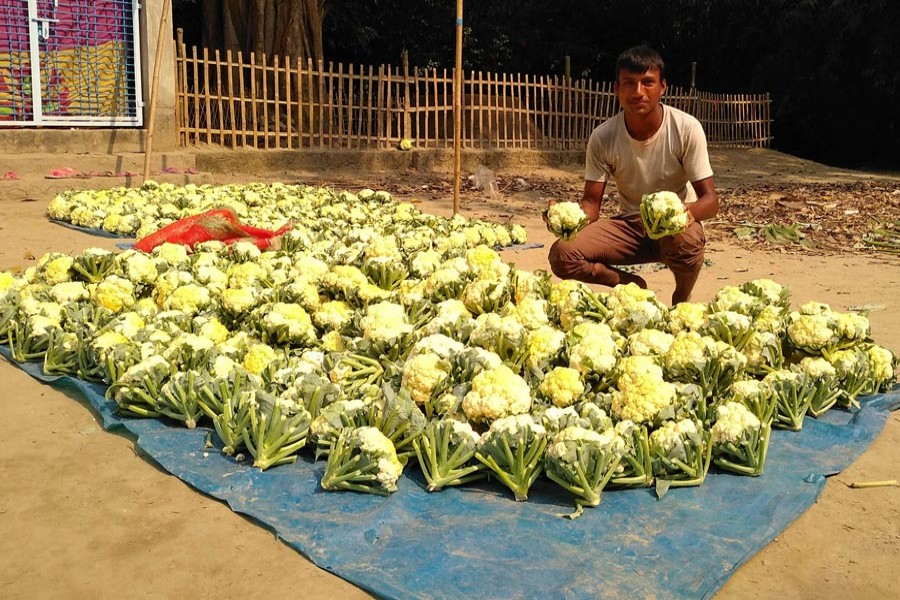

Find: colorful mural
0;0;136;121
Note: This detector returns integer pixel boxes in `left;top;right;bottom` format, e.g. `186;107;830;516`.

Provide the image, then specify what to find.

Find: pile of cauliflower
2;183;897;508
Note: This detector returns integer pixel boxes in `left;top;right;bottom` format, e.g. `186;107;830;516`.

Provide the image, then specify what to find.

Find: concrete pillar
140;0;177;151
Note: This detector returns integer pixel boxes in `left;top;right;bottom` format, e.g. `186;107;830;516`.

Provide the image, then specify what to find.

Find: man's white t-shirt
585;104;713;215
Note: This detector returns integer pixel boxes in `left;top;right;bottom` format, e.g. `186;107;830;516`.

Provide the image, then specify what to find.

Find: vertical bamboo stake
214;49;224;145
273;55;281;148
226;50;237;148
338;62;345;148
319;60;326;148
365;64;374;146
452;0;463;214
386;65;394;145
143;0;171;181
249;52;258;147
202;48;212;143
466;69;474;149
285;55;293;149
401;50;410;144
294;57;303;148
237;51;247;147
414;69;427;147
424;68;432;146
348;63;356;148
174;28;184;146
524;73;531;148
261;53;270;149
500;71;508;148
307;58;315;147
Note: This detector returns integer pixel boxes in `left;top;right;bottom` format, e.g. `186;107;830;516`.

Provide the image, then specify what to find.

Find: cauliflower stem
242;394;311;470
413;421;485;492
544;443;622;508
713;422;771;477
609;426;653;488
476;432;547;502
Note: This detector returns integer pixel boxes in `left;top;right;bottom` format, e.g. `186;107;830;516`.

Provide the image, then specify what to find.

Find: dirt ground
0;148;898;599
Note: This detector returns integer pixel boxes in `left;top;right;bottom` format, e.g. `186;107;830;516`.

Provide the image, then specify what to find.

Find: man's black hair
615;46;666;82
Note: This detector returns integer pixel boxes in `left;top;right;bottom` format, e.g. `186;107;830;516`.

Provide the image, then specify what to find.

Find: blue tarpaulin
3;346;898;600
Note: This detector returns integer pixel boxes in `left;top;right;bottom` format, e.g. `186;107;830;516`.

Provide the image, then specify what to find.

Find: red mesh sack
133;208;291;253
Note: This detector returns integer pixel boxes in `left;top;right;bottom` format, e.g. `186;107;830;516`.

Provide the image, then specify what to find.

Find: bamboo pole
284;55;292;149
227;50;237;148
452;0;463;214
143;0;171;181
237;51;247;147
175;28;185;146
214;49;224;144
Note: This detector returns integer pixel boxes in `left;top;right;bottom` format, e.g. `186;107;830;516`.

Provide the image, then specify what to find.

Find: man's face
614;68;667;117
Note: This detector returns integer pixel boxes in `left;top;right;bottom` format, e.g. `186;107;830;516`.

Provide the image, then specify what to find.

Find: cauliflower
119;250;159;285
611;356;677;424
321;426;404;494
50;281;89;304
243;342;278;375
524;324;567;371
462;278;511;315
639;191;688;239
626;328;674;358
402;352;451;405
359;301;413;345
513;268;551;303
462;364;533;422
740;279;791;309
787;312;835;353
544;424;624;507
666;302;709;334
711;401;761;445
222;287;258;316
38;254;75;285
549;279;590;331
606;283;667;335
465;245;510;281
507;295;551;330
163;283;211;316
539;366;586;408
468;312;528;365
257;302;317;346
546;201;590;240
866;345;897;390
476;414;548;500
313;300;355;332
422;299;476;341
568;327;619;381
92;275;135;313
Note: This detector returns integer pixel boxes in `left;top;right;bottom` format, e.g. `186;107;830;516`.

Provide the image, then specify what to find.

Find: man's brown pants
547;213;706;289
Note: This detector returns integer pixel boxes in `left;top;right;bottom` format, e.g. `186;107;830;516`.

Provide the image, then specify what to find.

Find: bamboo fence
174;37;772;151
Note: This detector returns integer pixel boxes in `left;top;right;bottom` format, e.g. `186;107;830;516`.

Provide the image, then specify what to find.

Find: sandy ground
0;148;898;599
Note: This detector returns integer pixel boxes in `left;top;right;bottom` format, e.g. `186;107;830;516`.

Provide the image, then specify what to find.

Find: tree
184;0;326;63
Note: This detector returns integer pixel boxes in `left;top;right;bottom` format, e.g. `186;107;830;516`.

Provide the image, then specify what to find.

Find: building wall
140;0;177;151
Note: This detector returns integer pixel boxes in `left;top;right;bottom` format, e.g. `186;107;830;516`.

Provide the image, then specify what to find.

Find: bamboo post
452;0;463;214
174;28;185;145
143;0;171;181
401;49;411;143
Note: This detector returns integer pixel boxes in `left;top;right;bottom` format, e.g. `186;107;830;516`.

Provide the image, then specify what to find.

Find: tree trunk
202;0;324;63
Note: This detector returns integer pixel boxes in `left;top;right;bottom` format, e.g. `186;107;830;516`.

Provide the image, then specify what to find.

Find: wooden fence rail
175;38;772;151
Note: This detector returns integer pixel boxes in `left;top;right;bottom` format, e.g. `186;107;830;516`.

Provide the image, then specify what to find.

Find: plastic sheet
3;346;896;600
